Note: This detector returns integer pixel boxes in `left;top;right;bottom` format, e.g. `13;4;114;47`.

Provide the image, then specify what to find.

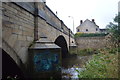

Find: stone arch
2;39;21;66
2;49;25;79
54;35;69;58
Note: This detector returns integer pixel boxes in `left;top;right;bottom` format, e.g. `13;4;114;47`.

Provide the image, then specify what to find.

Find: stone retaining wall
75;37;107;49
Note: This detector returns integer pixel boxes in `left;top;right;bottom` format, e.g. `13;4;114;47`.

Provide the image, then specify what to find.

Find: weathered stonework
75;37;107;49
2;2;75;71
2;2;34;65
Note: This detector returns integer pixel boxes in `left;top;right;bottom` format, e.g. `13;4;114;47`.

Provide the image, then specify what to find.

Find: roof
77;19;99;28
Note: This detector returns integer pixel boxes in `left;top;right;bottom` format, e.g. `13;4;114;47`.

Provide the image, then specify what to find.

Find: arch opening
54;35;69;58
2;49;25;80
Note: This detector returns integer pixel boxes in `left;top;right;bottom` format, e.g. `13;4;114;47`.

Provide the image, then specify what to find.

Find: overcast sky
46;0;119;33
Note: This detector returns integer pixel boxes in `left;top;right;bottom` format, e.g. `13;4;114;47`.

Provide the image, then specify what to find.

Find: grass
77;48;119;78
76;48;98;56
69;48;97;56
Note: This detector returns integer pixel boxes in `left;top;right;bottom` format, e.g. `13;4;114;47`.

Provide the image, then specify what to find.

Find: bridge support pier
28;37;62;79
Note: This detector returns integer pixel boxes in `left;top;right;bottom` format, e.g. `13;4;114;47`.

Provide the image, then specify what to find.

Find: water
62;67;84;79
62;55;92;79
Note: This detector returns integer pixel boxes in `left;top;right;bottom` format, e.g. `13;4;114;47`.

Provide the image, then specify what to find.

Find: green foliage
106;13;120;47
114;13;120;23
77;48;97;56
69;48;77;54
108;48;119;54
75;33;108;38
77;48;119;78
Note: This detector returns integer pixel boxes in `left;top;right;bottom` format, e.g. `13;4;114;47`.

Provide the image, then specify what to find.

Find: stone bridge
1;2;76;79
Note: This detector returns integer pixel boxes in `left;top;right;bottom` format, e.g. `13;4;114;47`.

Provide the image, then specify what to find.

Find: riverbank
62;54;92;79
77;48;119;78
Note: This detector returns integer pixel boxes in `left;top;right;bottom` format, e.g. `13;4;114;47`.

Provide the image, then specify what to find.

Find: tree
106;13;120;47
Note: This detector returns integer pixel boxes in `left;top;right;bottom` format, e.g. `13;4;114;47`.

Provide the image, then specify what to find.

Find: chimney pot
92;19;95;22
80;20;83;24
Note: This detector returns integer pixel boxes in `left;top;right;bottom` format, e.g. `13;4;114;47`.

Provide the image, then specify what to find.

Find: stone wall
75;37;107;49
2;2;75;67
2;2;34;65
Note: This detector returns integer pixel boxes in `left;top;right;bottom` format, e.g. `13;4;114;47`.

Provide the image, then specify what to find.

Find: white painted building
76;19;100;33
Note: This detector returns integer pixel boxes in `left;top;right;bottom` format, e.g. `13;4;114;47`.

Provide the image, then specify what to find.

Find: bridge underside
55;35;69;58
2;49;25;79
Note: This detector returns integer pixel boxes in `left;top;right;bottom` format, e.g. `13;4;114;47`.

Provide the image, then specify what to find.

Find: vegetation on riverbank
106;12;120;47
77;48;98;56
77;13;120;78
77;48;119;78
75;33;108;38
69;48;99;56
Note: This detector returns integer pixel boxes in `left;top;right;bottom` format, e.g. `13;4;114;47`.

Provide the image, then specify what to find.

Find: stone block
29;14;34;19
22;27;34;34
21;24;28;30
3;4;16;15
7;34;18;48
13;40;25;53
19;11;27;18
26;36;34;41
13;15;19;21
23;31;32;36
21;41;31;47
12;28;22;35
13;24;19;29
10;3;21;12
21;9;27;15
18;35;26;41
2;27;12;41
17;47;28;64
7;5;18;14
2;14;10;21
24;25;33;30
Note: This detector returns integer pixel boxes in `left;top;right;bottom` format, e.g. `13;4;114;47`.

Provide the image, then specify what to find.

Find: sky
46;0;119;33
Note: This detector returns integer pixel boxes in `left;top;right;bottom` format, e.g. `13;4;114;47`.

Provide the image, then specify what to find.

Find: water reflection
62;55;92;79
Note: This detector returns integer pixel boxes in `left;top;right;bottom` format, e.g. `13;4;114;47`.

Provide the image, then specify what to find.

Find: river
62;55;92;79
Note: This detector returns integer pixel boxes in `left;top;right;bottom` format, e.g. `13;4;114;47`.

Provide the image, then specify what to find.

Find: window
96;28;98;31
86;29;88;31
77;29;80;32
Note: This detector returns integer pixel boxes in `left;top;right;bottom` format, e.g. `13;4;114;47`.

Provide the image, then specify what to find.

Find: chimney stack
92;19;96;24
80;20;83;24
92;19;95;22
